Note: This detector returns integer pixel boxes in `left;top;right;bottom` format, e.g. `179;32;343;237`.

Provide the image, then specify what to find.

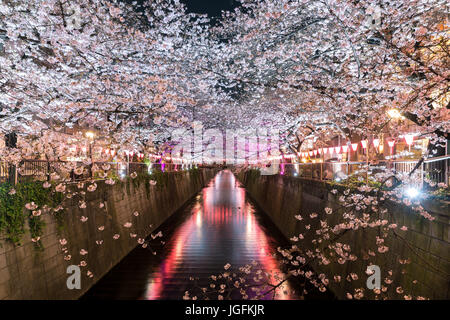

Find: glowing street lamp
85;131;95;140
405;186;420;198
387;109;404;120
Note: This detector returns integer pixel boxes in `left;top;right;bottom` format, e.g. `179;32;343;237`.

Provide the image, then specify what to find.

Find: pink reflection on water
145;170;294;300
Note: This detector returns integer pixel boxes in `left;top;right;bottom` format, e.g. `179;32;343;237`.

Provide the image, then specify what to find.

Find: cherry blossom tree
0;0;448;300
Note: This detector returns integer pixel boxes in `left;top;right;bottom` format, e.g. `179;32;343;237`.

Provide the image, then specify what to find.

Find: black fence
255;155;450;187
0;160;196;185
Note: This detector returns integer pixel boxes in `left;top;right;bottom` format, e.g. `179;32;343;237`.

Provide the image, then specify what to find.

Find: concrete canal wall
237;171;449;299
0;169;216;300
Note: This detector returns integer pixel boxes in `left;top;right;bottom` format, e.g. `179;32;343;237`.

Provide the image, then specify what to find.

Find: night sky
181;0;239;17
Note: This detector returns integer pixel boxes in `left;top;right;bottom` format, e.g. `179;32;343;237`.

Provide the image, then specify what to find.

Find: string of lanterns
297;134;415;159
67;145;190;164
66;133;416;165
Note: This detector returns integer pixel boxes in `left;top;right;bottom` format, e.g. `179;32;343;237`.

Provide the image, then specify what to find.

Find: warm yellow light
85;131;95;139
387;109;404;120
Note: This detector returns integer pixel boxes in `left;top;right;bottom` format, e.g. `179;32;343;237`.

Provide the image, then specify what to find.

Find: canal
82;170;305;300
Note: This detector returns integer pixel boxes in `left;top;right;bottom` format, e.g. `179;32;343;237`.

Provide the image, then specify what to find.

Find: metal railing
1;155;448;187
262;155;450;187
0;160;197;185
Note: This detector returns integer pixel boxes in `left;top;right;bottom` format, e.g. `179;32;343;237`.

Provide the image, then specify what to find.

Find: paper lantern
351;143;358;151
110;150;116;157
342;145;349;153
313;150;318;156
373;139;380;148
328;147;334;154
335;146;341;154
387;140;395;155
404;134;414;146
361;140;368;149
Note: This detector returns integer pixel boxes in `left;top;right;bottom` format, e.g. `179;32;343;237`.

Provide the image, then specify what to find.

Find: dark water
82;170;300;300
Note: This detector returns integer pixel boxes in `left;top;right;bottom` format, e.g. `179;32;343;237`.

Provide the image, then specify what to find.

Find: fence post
320;163;323;181
445;158;449;185
9;164;17;185
421;162;424;188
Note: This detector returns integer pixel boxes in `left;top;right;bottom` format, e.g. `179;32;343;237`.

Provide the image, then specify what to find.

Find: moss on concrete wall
0;169;216;300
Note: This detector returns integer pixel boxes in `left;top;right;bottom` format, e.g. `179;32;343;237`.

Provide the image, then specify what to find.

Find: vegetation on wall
0;181;64;248
0;168;204;249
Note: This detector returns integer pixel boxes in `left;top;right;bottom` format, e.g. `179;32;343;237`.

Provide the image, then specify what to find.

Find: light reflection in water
144;170;293;300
